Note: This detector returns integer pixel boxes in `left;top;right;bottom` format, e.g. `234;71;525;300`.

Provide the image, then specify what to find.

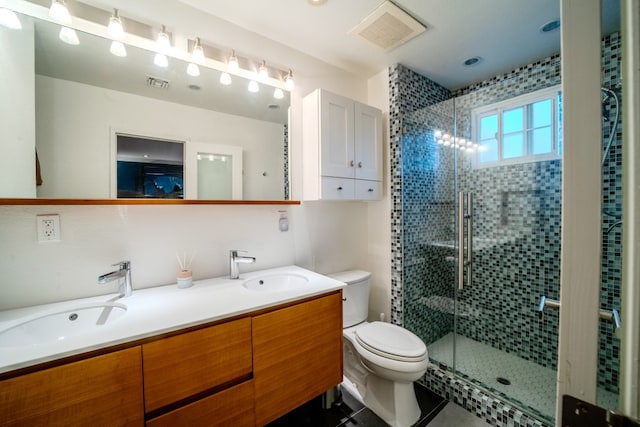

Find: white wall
35;76;285;200
0;18;35;198
0;48;380;312
365;68;391;322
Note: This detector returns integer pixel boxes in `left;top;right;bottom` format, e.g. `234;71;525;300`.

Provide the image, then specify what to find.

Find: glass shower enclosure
401;79;563;423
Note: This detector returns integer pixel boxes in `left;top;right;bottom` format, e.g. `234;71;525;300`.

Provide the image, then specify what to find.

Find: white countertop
0;265;345;375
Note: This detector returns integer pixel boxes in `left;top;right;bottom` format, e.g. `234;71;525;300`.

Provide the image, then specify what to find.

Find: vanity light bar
13;0;295;91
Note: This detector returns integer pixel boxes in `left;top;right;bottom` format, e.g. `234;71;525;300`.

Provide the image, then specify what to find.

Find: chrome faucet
98;260;133;298
229;250;255;279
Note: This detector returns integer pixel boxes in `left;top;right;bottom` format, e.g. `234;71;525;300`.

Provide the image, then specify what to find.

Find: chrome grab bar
457;191;473;290
537;295;621;329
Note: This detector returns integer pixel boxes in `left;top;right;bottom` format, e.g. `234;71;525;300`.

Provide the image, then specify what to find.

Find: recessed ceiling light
463;56;481;67
540;19;560;33
307;0;327;5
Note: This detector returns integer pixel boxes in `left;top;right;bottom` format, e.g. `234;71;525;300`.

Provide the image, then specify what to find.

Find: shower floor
428;332;618;422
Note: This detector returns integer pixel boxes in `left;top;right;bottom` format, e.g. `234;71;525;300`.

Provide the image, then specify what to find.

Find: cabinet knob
350;160;354;167
337;186;343;191
358;161;362;168
368;188;374;192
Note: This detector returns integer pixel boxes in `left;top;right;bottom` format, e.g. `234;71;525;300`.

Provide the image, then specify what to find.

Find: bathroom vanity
0;267;344;426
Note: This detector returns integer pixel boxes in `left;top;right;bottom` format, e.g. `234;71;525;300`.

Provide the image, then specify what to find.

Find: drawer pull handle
358;162;363;168
337;186;343;190
368;188;374;192
350;160;355;167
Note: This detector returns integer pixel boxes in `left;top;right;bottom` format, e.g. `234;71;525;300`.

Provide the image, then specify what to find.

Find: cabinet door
146;380;254;427
142;318;252;412
320;91;355;179
253;292;343;426
354;102;383;182
0;347;144;426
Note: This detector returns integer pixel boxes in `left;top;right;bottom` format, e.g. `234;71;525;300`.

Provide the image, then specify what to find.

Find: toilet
330;270;428;427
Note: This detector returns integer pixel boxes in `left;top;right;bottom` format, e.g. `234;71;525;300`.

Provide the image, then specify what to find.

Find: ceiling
74;0;620;90
175;0;621;90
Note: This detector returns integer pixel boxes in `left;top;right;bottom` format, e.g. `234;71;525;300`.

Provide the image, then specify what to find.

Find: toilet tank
329;270;371;328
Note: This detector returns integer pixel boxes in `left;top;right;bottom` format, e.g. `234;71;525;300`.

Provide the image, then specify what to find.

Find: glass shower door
451;88;563;423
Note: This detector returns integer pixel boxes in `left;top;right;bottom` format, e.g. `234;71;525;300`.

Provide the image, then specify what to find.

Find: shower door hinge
562;395;639;427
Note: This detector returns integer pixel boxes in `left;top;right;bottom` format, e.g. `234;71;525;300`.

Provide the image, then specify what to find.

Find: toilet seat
355;321;427;362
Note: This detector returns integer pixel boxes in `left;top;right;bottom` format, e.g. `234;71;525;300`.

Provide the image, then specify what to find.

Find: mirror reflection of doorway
185;142;243;200
116;134;184;199
196;153;233;199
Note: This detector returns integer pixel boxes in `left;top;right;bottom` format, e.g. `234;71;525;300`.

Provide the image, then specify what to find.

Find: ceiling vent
349;1;426;52
146;76;170;89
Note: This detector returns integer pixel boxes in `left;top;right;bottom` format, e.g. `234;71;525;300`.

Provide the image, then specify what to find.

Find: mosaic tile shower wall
389;31;622;425
388;64;451;326
599;31;622;395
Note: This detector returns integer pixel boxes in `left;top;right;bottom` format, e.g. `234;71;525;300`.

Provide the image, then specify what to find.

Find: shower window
473;85;561;167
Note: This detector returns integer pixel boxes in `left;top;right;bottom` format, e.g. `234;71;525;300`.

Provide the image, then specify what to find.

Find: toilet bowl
330;271;428;427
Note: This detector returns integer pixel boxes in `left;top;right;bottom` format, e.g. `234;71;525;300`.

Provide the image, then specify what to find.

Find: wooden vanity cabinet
0;347;143;426
252;291;343;426
142;318;252;416
0;291;343;427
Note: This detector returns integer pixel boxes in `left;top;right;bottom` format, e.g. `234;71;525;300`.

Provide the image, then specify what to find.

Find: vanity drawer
142;318;252;412
146;379;254;427
0;347;143;426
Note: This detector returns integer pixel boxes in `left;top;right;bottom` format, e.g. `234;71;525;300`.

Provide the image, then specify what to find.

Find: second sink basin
242;273;309;292
0;302;127;348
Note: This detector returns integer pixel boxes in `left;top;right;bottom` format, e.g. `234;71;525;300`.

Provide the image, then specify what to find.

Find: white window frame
471;85;562;168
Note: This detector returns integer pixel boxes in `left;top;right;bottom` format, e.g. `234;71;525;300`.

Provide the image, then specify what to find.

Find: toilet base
342;375;421;427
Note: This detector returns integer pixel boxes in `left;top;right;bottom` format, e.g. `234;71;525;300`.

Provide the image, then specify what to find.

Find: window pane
479;138;498;163
480;115;498;139
531;99;552;128
503;133;524;158
531;127;552;154
503;107;523;134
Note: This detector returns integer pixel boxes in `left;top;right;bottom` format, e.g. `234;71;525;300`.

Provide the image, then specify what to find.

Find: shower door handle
458;192;473;290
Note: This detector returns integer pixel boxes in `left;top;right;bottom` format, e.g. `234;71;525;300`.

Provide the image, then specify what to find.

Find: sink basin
242;273;309;292
0;302;127;347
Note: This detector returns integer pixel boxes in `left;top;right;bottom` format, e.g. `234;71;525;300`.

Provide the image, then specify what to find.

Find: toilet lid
355;321;427;362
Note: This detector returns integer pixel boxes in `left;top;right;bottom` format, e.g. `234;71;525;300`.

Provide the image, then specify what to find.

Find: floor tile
426;403;492;427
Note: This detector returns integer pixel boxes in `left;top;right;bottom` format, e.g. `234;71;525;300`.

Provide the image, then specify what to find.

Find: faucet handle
112;260;130;270
230;250;247;257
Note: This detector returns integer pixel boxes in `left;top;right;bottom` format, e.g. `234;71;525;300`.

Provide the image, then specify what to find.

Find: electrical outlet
37;214;61;242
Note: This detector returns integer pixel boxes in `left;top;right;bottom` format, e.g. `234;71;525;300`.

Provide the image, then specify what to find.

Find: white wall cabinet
303;89;382;201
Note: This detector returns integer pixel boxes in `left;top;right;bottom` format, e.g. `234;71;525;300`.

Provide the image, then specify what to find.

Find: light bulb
187;63;200;77
154;53;168;67
107;9;124;39
192;38;205;64
156;25;171;54
0;8;21;29
228;51;239;73
219;72;232;85
110;40;127;57
248;80;259;93
59;26;79;45
273;88;284;99
284;70;294;91
49;0;71;24
258;61;268;81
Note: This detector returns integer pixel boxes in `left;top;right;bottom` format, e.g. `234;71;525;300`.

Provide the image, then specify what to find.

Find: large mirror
0;11;291;202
